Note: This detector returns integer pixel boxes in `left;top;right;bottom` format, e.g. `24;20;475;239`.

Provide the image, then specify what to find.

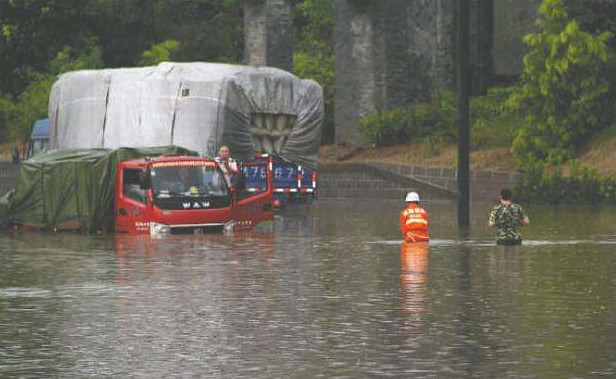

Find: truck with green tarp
0;146;275;234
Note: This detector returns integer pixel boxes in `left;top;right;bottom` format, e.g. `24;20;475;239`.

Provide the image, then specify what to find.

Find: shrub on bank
358;86;520;150
358;91;457;147
471;86;522;149
515;160;616;204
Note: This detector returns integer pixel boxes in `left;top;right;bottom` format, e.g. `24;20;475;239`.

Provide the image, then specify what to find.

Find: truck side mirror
139;169;151;190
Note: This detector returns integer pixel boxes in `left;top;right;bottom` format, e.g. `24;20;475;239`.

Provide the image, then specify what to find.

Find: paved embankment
319;162;519;201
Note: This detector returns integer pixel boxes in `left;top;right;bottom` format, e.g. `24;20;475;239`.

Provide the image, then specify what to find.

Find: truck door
232;156;274;229
115;167;149;233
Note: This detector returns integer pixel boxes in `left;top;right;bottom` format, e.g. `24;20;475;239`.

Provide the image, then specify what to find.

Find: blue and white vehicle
27;118;50;159
243;154;316;208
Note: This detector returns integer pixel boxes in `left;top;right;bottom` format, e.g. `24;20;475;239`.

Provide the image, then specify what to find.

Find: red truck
115;155;274;235
1;148;275;235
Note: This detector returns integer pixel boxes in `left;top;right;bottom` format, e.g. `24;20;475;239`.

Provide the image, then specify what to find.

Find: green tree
510;0;615;167
1;0;244;143
2;41;103;143
138;39;181;67
564;0;616;41
1;0;243;98
1;0;101;97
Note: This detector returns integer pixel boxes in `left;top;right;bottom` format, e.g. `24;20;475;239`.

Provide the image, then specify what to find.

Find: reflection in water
399;242;429;316
399;241;429;356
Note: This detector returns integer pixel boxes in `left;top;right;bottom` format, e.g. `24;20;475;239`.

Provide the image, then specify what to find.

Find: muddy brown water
1;200;615;378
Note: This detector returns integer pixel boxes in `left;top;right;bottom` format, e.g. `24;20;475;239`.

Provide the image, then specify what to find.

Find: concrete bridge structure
243;0;542;144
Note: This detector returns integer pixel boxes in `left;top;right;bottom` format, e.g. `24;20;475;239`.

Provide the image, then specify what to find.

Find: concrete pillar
333;0;379;144
405;0;455;100
492;0;542;79
244;0;293;72
468;0;493;95
333;0;454;145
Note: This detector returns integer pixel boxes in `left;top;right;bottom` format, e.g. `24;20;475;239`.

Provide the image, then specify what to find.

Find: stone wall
369;162;519;201
319;162;518;202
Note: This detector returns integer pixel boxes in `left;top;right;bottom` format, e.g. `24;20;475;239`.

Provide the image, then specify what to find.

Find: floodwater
1;200;615;378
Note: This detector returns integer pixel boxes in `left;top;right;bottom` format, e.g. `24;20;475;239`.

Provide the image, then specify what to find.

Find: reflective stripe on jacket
399;203;429;243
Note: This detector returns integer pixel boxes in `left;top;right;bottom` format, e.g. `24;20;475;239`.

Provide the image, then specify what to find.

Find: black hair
500;188;513;201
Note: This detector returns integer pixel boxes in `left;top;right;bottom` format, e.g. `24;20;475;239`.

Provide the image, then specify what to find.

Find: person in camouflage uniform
488;188;530;245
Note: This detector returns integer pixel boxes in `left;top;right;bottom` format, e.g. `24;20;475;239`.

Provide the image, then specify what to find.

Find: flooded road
1;200;615;378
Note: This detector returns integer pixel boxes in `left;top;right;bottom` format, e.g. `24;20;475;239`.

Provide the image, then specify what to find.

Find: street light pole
457;0;470;229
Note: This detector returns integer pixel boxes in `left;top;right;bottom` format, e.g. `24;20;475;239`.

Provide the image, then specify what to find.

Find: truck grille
154;196;230;210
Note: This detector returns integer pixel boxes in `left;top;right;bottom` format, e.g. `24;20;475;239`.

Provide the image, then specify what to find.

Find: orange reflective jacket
399;203;429;243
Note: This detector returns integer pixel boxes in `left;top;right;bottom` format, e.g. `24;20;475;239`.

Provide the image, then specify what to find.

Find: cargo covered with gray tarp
49;62;324;170
1;146;196;232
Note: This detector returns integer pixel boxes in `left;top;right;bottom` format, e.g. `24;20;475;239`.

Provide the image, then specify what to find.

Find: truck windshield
151;165;229;197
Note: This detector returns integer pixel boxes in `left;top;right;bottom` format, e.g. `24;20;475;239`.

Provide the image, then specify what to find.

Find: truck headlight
150;222;171;235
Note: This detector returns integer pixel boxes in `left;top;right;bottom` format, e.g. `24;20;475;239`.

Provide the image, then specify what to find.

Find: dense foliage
358;87;521;151
509;0;616;167
468;86;522;150
1;0;243;143
564;0;616;42
358;91;457;148
516;161;616;204
138;40;181;67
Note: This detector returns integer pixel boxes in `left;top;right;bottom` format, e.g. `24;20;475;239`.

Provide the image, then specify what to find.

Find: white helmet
405;191;420;202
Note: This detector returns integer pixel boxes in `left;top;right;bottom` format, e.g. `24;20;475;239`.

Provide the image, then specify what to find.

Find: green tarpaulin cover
1;146;196;232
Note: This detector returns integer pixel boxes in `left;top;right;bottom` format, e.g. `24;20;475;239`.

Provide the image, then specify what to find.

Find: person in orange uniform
399;191;429;243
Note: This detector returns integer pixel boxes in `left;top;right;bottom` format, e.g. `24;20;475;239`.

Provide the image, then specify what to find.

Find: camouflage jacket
488;203;527;243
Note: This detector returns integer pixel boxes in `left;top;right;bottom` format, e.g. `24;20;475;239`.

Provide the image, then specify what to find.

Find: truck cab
115;155;274;235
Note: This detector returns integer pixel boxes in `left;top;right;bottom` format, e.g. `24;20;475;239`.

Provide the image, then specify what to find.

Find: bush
359;87;525;150
515;160;616;204
359;91;457;146
359;108;412;146
138;40;180;67
470;86;521;149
